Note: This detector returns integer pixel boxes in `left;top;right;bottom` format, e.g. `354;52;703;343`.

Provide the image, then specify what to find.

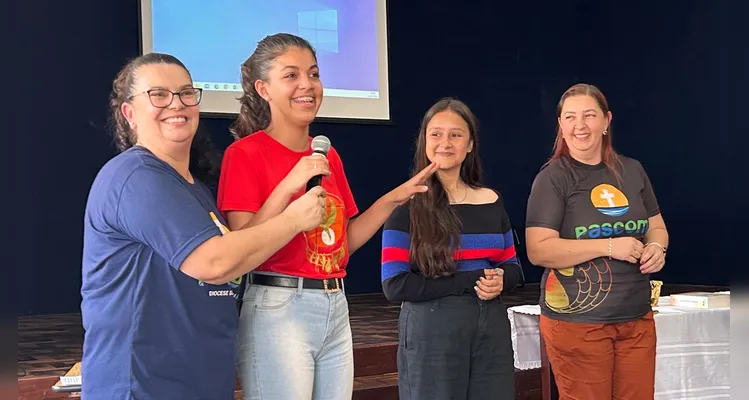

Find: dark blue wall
17;1;744;315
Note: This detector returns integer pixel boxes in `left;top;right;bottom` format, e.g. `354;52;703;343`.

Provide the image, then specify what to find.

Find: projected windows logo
298;9;339;53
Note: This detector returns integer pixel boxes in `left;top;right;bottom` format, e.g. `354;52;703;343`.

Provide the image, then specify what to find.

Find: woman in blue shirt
81;53;326;400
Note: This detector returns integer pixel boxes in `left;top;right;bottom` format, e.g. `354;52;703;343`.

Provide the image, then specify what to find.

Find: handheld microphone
306;135;331;191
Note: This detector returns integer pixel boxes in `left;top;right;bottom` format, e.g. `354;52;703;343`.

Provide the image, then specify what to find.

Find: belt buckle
323;278;341;293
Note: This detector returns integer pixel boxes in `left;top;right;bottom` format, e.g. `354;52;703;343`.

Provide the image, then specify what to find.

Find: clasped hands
474;268;504;301
609;237;665;274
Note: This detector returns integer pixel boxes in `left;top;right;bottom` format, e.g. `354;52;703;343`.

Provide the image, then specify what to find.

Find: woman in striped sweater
380;98;523;400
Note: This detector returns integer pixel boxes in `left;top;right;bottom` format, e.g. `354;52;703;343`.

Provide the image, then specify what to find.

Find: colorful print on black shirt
525;155;660;323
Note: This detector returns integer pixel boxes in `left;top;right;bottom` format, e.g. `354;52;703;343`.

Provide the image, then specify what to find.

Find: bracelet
608;237;612;259
645;242;667;254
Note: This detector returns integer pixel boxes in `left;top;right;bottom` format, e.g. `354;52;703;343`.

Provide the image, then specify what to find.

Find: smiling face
558;94;612;161
120;63;200;148
255;46;323;128
425;110;474;172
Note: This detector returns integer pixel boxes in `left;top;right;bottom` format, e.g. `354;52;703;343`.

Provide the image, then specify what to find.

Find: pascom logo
590;184;629;217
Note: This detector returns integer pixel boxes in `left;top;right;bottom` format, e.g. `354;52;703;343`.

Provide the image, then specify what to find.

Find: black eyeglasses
129;87;203;108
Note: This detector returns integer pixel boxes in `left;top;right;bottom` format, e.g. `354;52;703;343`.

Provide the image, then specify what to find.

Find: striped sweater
381;195;524;302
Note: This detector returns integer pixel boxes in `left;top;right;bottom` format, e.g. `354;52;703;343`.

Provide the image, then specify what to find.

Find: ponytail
230;63;271;139
109;61;138;151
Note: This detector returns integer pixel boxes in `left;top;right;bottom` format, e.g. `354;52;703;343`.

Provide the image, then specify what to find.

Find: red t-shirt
217;131;358;279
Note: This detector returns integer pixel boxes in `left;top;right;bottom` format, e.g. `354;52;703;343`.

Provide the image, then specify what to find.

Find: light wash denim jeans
236;277;354;400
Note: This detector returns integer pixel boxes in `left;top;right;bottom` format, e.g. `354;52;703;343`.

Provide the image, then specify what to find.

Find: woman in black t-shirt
525;83;669;400
381;98;524;400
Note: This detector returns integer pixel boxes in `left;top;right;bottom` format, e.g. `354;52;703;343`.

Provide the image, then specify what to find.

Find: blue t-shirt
81;146;240;400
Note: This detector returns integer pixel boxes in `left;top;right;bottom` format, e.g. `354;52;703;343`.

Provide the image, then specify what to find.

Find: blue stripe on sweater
382;229;410;249
381;261;410;281
384;231;514;251
459;232;514;250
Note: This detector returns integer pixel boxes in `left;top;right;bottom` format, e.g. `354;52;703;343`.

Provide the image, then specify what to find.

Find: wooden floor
17;285;542;378
18;283;724;400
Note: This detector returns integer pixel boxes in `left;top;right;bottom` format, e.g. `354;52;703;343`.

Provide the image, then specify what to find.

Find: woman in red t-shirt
217;33;437;400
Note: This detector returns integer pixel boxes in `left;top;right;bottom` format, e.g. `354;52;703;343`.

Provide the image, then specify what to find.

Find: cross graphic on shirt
600;189;616;207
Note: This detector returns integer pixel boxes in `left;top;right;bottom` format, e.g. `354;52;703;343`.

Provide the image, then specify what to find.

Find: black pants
397;295;515;400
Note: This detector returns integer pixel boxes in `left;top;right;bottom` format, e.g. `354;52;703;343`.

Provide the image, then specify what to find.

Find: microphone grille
311;135;331;154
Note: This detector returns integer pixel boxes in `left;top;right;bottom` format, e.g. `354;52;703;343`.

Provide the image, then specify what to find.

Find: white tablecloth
507;297;730;399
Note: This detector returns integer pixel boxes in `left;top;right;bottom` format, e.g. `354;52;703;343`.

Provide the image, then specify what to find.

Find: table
507;297;730;399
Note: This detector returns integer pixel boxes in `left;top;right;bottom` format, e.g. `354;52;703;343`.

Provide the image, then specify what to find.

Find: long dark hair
230;33;317;139
547;83;622;182
108;52;220;184
409;98;484;278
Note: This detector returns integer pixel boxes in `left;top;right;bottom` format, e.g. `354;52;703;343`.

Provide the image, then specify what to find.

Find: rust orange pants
539;311;656;400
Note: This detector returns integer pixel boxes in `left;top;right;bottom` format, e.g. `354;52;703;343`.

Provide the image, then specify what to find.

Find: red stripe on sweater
383;246;516;264
455;246;516;262
381;247;409;263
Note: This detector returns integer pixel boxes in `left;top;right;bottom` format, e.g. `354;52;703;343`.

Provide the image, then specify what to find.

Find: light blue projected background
151;0;379;92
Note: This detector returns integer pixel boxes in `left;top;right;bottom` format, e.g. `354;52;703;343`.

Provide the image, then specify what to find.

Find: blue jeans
236;277;354;400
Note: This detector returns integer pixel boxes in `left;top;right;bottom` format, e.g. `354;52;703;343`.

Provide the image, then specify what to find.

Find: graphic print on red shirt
217;131;359;279
306;192;349;275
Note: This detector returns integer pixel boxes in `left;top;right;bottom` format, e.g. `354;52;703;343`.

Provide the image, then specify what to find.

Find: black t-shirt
526;155;660;323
